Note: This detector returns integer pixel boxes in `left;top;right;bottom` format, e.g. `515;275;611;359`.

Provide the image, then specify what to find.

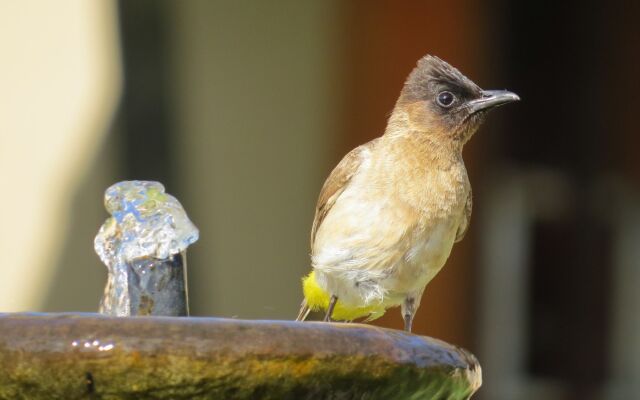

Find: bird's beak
467;90;520;114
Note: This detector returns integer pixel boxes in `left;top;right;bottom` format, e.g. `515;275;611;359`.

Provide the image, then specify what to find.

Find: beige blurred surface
0;1;121;311
168;0;340;318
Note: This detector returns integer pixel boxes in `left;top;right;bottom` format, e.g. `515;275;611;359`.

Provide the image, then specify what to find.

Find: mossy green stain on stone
0;313;480;399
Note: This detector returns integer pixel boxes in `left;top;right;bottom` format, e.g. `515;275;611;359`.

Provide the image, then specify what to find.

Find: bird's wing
311;139;378;248
455;188;472;243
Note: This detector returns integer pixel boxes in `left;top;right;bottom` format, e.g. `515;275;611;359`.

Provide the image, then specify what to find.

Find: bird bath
0;314;481;399
0;181;482;399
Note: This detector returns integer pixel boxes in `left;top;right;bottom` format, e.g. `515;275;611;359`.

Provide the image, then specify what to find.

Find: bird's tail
296;298;311;321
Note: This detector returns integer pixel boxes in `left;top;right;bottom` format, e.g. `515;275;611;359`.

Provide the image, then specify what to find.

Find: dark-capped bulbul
297;54;519;332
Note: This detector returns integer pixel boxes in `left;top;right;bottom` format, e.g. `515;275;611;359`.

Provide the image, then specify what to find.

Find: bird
296;54;519;332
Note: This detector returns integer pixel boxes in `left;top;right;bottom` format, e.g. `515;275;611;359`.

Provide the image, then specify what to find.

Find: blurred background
1;1;638;399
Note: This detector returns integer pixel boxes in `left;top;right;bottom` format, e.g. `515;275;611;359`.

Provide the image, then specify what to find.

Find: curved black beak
467;90;520;114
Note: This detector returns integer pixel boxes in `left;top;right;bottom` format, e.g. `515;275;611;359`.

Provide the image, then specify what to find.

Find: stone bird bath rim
0;313;482;400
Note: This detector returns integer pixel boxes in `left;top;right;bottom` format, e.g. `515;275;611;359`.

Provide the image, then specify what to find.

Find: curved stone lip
0;313;482;399
0;313;478;368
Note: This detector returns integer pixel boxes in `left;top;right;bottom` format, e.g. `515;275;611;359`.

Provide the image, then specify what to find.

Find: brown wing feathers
310;141;377;248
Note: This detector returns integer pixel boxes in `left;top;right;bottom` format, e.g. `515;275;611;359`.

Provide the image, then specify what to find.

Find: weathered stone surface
0;313;481;399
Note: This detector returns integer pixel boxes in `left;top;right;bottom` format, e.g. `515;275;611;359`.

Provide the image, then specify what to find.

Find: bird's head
396;54;519;145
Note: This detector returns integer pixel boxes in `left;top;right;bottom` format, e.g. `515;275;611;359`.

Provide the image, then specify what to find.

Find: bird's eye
436;91;455;107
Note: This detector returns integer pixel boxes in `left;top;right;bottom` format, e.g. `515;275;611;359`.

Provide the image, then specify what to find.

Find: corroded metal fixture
94;181;198;316
0;314;482;399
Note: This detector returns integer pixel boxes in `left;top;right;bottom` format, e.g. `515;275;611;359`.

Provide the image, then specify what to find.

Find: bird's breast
311;151;470;305
357;159;470;296
389;217;461;295
399;163;469;219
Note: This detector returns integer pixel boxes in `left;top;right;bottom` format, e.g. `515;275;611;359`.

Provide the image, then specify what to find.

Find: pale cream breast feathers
455;188;472;243
310;134;470;305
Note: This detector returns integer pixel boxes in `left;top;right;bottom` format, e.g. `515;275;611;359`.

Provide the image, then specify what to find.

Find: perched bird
296;54;519;332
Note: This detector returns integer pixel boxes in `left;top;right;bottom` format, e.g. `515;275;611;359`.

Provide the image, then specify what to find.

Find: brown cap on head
400;55;482;103
394;54;520;144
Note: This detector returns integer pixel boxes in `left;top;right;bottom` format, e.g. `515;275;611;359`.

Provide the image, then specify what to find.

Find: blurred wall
167;0;341;318
0;0;121;311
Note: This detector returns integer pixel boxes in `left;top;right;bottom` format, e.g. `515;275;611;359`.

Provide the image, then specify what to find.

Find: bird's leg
402;292;423;332
324;295;338;322
403;313;413;332
296;298;311;322
402;298;416;332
